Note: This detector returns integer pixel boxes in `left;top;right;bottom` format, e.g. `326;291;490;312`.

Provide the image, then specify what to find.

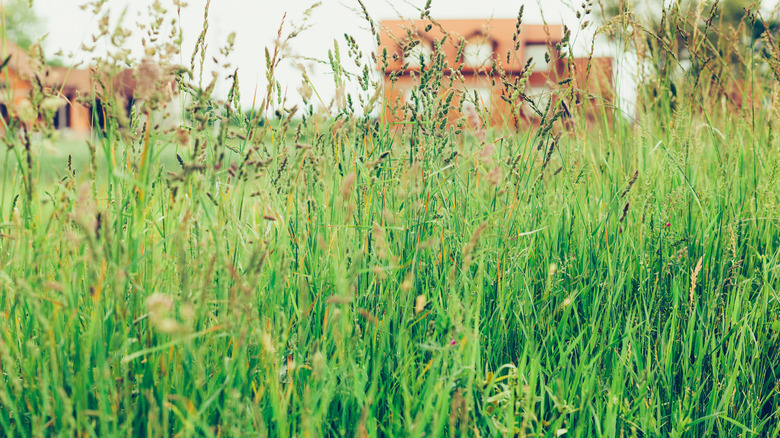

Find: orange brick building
0;40;37;108
378;19;613;127
46;66;94;134
1;40;151;138
1;40;94;136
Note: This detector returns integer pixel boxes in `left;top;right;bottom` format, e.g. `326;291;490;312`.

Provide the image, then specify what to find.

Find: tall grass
1;1;779;436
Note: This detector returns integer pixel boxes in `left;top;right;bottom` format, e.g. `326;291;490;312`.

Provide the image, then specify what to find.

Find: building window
405;43;433;68
463;41;493;69
53;103;69;130
526;86;551;110
403;87;416;107
462;85;493;113
524;44;551;72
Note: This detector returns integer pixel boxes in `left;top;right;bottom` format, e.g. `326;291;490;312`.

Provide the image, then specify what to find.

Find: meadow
1;1;780;436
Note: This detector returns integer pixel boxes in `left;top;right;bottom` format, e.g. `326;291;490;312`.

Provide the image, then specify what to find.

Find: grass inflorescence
1;0;779;436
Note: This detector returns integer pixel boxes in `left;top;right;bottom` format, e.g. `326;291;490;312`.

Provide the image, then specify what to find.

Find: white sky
27;0;778;112
27;0;604;110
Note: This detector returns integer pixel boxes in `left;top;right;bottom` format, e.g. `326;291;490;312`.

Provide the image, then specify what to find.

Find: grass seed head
415;295;427;314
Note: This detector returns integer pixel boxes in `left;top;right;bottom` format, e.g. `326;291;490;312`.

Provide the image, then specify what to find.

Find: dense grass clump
1;1;780;436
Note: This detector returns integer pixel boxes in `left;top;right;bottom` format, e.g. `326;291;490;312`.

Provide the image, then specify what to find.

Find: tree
0;0;45;50
597;0;778;69
596;0;779;111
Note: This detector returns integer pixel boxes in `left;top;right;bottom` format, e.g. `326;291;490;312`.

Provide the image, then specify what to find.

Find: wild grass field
1;1;780;436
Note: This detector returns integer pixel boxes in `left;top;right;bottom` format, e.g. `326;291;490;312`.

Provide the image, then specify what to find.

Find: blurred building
1;40;173;138
0;40;93;137
378;19;614;127
45;66;95;134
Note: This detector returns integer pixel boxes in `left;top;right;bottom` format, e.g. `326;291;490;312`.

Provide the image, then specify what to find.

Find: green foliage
0;0;45;50
0;1;779;436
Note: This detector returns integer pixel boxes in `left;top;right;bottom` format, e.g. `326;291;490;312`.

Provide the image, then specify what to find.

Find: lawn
1;2;779;437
